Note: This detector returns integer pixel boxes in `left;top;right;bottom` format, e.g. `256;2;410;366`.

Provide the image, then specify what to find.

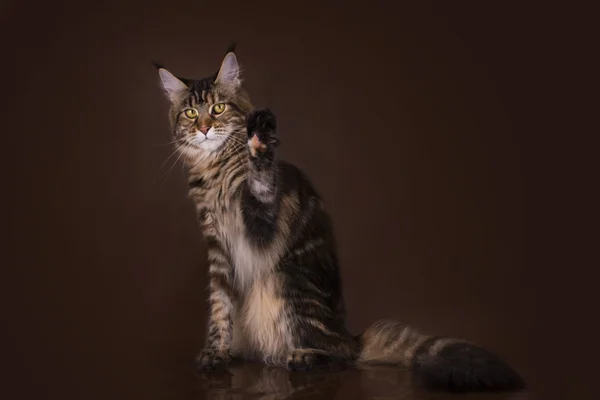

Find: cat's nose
199;126;210;134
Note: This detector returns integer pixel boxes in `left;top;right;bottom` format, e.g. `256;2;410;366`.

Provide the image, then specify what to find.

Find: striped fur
358;320;525;392
156;50;525;392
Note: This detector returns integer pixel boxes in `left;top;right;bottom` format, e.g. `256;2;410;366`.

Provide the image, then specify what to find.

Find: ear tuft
151;60;166;70
226;42;236;55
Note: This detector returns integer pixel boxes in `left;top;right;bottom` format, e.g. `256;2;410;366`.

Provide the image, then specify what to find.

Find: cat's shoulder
276;160;320;198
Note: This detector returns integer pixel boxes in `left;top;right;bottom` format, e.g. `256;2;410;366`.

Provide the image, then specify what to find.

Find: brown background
0;1;587;399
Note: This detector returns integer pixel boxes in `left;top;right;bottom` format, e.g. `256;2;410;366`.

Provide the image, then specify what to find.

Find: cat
155;47;525;392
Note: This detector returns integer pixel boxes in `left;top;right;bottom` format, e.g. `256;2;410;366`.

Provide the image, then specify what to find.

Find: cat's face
158;52;252;158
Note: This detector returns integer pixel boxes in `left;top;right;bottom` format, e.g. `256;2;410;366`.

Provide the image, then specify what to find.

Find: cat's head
157;51;252;158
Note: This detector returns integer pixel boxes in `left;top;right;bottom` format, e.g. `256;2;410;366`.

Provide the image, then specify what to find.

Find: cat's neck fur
185;129;249;205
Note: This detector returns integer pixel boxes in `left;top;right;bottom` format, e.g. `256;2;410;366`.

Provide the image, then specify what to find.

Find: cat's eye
184;109;198;119
212;103;226;115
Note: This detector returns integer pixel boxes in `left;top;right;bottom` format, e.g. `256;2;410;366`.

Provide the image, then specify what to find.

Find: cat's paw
286;349;331;371
246;109;279;157
195;348;232;370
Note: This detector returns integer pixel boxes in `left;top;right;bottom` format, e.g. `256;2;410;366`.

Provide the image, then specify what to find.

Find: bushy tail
356;320;526;392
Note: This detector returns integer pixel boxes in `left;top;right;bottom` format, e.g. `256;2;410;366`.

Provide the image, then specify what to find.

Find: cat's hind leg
286;348;340;371
281;266;359;371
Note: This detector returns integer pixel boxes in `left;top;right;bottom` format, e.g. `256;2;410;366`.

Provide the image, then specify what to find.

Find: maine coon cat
155;48;525;392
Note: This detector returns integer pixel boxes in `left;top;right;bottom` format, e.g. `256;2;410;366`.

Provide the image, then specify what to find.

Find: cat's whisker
220;136;248;160
162;143;190;182
230;143;246;161
154;143;188;185
212;133;245;147
153;137;188;147
218;142;243;161
224;138;246;150
216;133;247;148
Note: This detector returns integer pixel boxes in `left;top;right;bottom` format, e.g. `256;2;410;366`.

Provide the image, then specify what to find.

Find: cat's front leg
195;239;235;370
245;109;279;204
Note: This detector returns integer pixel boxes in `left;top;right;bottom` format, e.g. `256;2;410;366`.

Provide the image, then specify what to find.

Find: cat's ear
215;52;240;87
157;67;188;103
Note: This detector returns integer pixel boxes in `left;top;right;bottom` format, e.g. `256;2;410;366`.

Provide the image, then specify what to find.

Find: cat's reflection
357;365;421;399
196;363;419;400
198;361;529;400
357;365;531;400
196;362;530;400
196;361;348;400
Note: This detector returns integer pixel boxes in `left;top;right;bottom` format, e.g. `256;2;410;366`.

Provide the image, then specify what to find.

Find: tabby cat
155;48;525;392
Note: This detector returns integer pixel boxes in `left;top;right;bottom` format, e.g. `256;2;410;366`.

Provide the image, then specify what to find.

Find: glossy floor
188;362;531;400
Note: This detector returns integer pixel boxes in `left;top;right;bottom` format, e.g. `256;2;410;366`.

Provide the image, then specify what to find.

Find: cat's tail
355;319;526;392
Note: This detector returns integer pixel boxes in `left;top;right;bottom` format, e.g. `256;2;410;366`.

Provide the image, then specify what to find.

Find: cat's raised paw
246;109;277;138
246;109;279;156
195;348;231;370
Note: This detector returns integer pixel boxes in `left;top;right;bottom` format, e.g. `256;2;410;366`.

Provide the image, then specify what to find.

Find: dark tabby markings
188;177;204;188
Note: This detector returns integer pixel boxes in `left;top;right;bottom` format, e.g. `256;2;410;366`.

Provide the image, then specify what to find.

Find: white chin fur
194;128;225;152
